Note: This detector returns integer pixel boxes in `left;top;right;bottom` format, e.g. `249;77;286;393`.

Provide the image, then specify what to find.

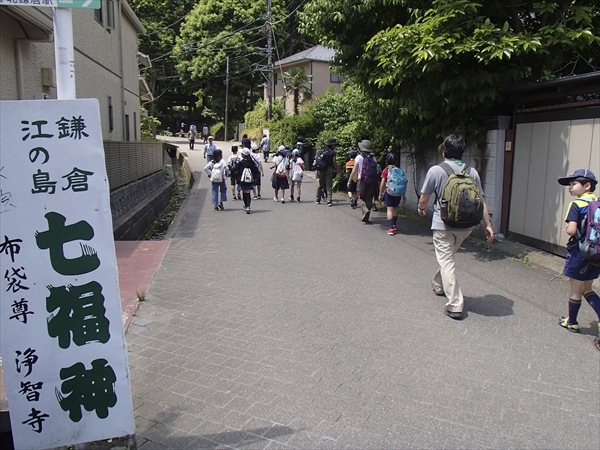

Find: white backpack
210;161;225;183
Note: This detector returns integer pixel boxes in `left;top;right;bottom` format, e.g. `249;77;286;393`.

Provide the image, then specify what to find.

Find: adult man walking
314;138;339;206
418;134;494;320
202;124;209;143
260;134;271;162
204;136;217;163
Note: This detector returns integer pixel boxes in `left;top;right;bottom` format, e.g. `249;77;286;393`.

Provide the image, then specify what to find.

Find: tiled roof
275;45;336;67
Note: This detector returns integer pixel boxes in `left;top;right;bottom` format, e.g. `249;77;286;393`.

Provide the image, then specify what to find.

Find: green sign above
0;0;100;8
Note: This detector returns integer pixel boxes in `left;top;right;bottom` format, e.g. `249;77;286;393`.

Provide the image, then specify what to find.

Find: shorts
254;176;261;187
347;180;357;193
563;244;600;281
384;192;402;207
274;175;289;190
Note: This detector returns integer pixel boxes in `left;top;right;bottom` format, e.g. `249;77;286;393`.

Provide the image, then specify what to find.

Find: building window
106;0;115;29
330;73;345;83
108;96;114;132
94;2;103;26
125;114;130;141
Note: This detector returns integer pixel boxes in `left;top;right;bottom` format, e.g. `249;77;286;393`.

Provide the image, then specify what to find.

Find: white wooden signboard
0;99;134;449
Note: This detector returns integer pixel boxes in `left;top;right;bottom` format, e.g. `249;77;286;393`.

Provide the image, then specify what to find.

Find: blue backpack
578;197;600;264
386;167;407;196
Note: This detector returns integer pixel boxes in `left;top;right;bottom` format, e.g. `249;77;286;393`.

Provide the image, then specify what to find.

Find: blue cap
558;169;597;185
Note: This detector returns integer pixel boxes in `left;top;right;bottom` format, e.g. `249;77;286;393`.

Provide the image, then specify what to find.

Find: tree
128;1;198;131
283;67;313;115
301;0;600;143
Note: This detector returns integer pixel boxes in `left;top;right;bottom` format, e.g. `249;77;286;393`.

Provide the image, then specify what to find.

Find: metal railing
104;141;164;191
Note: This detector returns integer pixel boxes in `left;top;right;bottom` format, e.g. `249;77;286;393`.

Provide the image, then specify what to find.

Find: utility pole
266;0;273;120
224;56;229;142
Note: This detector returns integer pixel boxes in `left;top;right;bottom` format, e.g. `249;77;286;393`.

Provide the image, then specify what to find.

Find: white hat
241;148;251;156
208;135;214;140
251;144;259;151
277;145;286;153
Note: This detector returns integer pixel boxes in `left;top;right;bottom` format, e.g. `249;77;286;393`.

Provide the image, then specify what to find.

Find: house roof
275;45;335;67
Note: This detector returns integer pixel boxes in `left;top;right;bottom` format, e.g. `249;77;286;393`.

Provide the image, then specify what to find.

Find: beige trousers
432;229;472;313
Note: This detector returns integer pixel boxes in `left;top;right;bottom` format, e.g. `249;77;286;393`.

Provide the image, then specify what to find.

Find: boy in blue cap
557;169;600;347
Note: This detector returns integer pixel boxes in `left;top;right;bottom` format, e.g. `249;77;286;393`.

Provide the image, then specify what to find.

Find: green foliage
282;67;313;115
268;110;317;149
301;0;600;144
140;109;160;141
244;109;267;130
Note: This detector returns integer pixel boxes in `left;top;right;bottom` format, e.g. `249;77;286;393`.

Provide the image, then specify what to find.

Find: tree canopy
301;0;600;143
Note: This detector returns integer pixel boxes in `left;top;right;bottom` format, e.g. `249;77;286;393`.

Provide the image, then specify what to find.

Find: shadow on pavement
465;294;515;317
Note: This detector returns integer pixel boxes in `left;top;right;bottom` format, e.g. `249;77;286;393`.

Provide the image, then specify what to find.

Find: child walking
204;149;228;210
557;169;600;348
289;149;304;202
346;150;358;208
378;153;407;235
227;146;242;200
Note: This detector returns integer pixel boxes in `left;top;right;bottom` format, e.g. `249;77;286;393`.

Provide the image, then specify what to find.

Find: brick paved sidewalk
127;138;599;449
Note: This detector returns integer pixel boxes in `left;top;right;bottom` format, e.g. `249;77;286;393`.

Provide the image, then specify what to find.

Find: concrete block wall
110;170;166;219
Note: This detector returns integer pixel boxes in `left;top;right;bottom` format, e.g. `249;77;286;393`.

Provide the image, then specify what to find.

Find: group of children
204;143;305;214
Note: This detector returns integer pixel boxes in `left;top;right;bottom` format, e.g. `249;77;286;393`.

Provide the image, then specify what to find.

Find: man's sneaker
444;308;463;320
559;316;580;333
361;211;370;223
327;202;333;207
297;197;300;203
274;197;278;202
432;282;445;296
387;229;395;235
257;194;261;199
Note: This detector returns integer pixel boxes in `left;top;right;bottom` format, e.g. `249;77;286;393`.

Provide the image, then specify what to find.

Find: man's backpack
386;167;408;196
313;149;330;171
577;197;600;264
438;162;484;228
360;154;379;184
210;161;225;183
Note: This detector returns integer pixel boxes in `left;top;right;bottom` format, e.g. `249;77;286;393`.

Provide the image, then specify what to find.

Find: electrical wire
145;11;191;36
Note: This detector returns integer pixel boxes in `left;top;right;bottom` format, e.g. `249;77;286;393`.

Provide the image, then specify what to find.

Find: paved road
127;138;599;449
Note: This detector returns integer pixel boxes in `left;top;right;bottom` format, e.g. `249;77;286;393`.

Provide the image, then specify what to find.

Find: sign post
0;99;135;449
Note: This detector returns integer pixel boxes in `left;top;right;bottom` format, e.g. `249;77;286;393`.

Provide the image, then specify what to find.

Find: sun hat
558;169;597;185
327;138;338;146
241;148;251;156
358;139;373;153
208;136;214;140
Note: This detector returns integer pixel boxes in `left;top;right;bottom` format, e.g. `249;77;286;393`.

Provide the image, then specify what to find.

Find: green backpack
438;162;484;228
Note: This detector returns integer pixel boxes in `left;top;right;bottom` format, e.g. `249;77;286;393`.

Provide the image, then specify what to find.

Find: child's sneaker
558;316;580;333
237;194;242;200
392;224;397;231
274;197;278;202
289;196;294;202
387;229;395;236
297;197;300;203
